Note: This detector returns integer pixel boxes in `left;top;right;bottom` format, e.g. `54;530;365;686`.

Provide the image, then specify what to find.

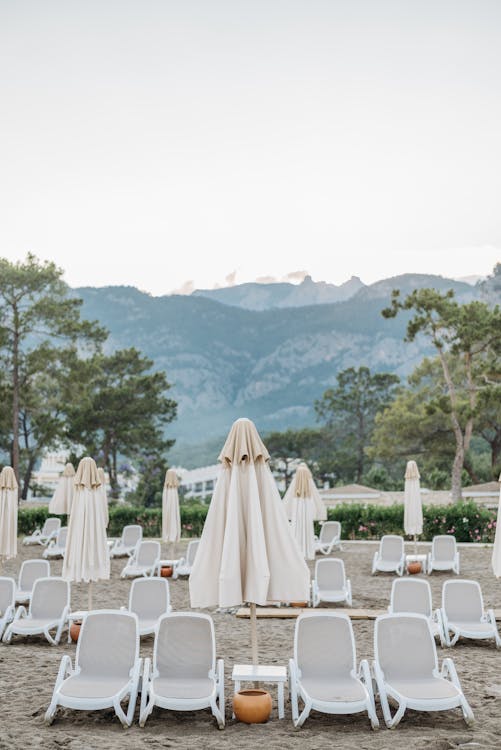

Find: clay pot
290;601;308;608
160;566;173;578
70;622;82;642
233;689;272;724
407;561;422;575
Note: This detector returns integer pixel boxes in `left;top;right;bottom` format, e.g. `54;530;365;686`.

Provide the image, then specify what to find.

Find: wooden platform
236;607;501;620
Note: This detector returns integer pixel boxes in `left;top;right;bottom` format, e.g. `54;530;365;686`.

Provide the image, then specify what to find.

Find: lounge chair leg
44;701;58;726
114;699;130;728
295;700;312;728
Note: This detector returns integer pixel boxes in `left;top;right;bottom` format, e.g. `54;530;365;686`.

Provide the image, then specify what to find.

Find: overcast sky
1;0;500;294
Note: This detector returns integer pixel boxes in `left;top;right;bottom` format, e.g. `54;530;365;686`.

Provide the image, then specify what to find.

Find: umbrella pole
88;581;93;611
170;541;176;560
414;534;417;555
250;602;259;688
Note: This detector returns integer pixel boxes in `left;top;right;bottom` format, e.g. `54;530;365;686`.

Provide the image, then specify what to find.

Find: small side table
405;554;428;574
231;664;287;719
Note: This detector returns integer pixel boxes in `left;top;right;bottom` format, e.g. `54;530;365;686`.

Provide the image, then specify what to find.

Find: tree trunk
437;346;464;501
21;454;37;501
12;314;20;500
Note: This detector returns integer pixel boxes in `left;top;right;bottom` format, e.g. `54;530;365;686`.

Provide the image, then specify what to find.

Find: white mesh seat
289;612;378;728
428;536;460;574
312;558;352;607
139;612;225;729
389;578;444;645
314;522;342;555
45;610;142;727
43;527;68;559
174;540;200;578
110;525;143;558
121;541;161;578
23;517;61;546
371;535;405;576
373;613;474;728
16;559;51;604
0;577;16;640
126;577;171;636
441;580;501;647
3;578;69;645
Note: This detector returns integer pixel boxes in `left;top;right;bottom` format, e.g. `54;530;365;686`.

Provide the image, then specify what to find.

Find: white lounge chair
389;578;444;645
139;612;225;729
23;517;61;546
110;524;143;558
3;577;69;646
16;559;51;604
373;613;474;728
428;535;460;575
0;577;16;640
43;527;68;559
372;535;405;576
120;541;161;578
314;522;342;555
126;577;171;636
311;558;352;607
441;579;501;648
174;539;200;578
45;610;142;728
289;612;378;728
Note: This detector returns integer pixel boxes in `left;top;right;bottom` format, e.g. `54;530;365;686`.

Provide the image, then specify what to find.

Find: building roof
462;481;500;497
319;483;382;499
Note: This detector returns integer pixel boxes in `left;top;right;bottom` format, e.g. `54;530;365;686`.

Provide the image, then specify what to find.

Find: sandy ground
1;540;500;750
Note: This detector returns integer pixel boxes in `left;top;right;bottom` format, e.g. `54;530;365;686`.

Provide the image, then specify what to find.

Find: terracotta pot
407;561;422;575
233;689;272;724
290;601;308;608
70;622;82;643
160;566;173;578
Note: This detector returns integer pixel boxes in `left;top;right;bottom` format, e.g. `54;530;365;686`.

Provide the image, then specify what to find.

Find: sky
1;0;500;295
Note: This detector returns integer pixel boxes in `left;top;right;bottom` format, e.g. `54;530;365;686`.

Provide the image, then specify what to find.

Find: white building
179;464;221;499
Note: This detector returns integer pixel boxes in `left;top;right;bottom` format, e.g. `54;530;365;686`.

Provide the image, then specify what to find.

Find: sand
1;540;500;750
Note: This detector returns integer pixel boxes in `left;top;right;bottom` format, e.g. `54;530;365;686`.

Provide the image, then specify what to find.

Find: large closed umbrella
404;460;423;554
0;466;18;568
63;457;110;609
283;462;327;560
48;462;75;515
162;469;181;557
97;467;109;528
491;474;501;577
190;418;310;664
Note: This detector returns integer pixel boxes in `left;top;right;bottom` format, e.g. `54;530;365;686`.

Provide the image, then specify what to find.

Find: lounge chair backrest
443;580;483;622
77;611;138;679
433;535;456;561
375;614;436;680
130;578;169;619
123;525;142;547
316;559;345;590
42;518;61;537
18;560;50;592
0;577;15;613
391;579;431;617
56;527;68;547
155;614;214;679
136;541;160;567
380;535;404;561
186;540;200;566
320;522;340;544
296;613;355;680
30;578;69;619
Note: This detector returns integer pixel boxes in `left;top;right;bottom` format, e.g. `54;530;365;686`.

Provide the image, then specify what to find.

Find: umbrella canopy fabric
283;463;326;560
491;474;501;577
62;457;110;584
162;469;181;544
0;467;18;560
189;418;310;608
48;463;75;515
404;460;423;536
97;468;109;528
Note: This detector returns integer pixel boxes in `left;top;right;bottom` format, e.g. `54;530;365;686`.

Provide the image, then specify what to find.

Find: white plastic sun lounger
120;541;161;578
441;580;501;648
3;577;70;646
45;610;142;728
389;578;445;646
289;612;378;729
311;558;352;607
174;539;200;578
16;559;51;605
23;517;61;546
125;577;171;636
110;525;143;558
139;612;225;729
0;577;16;640
427;535;460;575
43;527;68;559
314;522;342;555
372;535;405;576
373;613;474;728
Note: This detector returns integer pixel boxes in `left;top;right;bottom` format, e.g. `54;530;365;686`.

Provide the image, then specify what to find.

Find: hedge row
18;500;498;543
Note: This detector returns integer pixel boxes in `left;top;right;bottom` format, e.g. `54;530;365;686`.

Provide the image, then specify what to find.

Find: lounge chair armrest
217;658;224;685
358;659;372;685
55;654;73;689
441;657;462;690
288;657;298;682
432;608;442;624
486;608;497;625
140;657;151;716
13;605;27;621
